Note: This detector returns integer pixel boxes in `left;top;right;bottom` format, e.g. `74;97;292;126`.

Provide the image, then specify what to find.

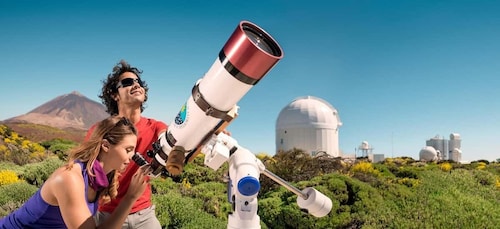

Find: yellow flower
0;170;20;186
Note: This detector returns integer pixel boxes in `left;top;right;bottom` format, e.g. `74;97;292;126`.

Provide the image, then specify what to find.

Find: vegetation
0;170;20;186
39;138;78;161
0;126;499;228
0;124;77;165
0;124;48;165
2;122;86;143
0;181;38;216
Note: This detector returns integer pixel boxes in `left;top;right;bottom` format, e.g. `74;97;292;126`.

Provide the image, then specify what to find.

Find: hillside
2;122;86;143
0;126;499;228
0;142;499;228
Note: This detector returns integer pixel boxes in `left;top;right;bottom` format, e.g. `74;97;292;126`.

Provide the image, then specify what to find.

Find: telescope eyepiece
132;153;149;167
132;152;164;177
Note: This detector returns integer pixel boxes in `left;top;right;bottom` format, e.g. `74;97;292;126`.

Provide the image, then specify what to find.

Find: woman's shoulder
49;164;84;188
41;163;85;205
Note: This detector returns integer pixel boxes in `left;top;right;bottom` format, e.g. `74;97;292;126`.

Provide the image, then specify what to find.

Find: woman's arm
95;166;149;229
47;165;148;229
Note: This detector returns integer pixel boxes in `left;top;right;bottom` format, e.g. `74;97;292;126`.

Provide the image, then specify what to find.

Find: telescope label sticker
174;103;188;126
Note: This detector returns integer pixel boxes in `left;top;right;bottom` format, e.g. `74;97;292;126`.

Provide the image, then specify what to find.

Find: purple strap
89;160;109;191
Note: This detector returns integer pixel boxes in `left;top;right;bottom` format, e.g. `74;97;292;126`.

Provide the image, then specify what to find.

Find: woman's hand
125;166;150;201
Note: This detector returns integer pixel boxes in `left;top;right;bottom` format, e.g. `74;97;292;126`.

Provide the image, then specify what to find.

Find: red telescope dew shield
190;21;284;120
221;21;284;84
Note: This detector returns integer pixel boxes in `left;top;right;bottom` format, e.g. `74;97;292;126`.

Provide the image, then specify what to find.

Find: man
86;59;166;228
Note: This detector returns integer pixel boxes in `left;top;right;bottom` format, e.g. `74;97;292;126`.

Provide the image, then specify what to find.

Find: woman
0;116;150;229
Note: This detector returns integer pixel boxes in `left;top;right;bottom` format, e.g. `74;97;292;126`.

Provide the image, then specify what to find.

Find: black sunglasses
116;78;144;89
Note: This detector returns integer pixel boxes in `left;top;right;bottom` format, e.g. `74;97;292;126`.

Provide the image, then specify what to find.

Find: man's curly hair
99;59;149;115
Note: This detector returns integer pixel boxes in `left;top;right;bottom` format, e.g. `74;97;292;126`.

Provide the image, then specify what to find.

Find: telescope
144;20;283;176
133;20;332;228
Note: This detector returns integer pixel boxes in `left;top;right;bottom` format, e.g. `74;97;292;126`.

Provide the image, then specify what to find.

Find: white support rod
261;169;308;200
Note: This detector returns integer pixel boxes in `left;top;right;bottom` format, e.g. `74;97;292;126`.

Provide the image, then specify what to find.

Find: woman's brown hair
66;116;137;203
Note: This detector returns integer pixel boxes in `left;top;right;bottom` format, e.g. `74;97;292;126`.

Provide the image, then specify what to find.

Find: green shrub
39;138;77;152
0;161;23;174
472;169;496;186
258;197;284;228
151;176;178;195
39;138;77;161
179;156;228;185
0;181;38;217
20;157;64;187
188;182;230;218
153;192;226;228
394;167;419;179
373;163;396;178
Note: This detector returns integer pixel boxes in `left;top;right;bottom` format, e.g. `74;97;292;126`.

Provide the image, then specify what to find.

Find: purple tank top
0;161;98;228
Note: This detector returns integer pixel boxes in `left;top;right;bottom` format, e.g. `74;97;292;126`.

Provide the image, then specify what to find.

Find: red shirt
85;117;167;213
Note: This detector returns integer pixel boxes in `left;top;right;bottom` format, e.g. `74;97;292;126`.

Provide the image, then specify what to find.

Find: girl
0;116;150;229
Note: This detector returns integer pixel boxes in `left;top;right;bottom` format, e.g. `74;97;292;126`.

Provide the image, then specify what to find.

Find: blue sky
1;0;499;162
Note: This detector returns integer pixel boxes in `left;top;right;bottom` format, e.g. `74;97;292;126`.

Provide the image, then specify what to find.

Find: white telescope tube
159;21;283;175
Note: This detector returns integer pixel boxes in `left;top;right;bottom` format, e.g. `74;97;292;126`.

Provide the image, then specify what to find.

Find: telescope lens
242;24;282;57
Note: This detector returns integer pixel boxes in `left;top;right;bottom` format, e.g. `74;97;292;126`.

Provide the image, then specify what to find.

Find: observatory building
275;96;342;157
355;141;385;163
420;133;462;162
425;135;448;160
448;133;462;162
357;141;374;158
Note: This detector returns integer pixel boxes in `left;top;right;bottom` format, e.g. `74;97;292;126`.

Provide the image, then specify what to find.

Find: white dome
275;96;342;157
360;141;370;150
276;96;342;129
419;146;438;161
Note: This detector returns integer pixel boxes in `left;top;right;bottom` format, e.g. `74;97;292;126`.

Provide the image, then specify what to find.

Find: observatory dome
275;96;342;157
276;96;342;129
361;141;370;150
419;146;438;161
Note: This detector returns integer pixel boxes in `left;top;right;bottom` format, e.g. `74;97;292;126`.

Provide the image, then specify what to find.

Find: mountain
3;91;108;130
1;91;109;142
